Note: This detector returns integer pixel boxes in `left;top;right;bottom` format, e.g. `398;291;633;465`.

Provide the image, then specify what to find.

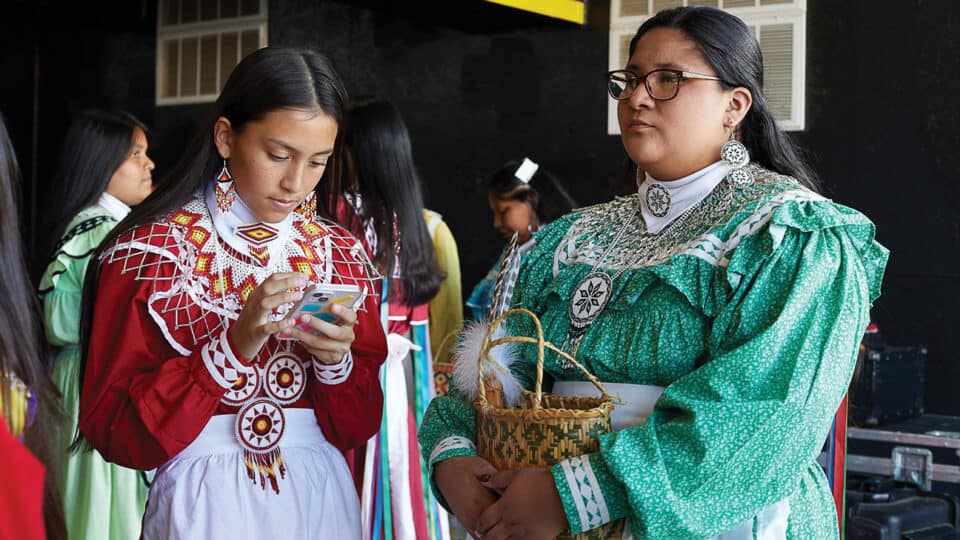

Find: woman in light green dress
38;109;155;540
419;7;888;540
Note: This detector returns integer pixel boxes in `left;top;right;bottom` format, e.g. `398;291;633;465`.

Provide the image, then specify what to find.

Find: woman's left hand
476;467;568;539
286;303;357;364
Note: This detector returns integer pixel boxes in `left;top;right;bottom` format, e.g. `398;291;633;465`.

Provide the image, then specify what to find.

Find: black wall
2;0;958;413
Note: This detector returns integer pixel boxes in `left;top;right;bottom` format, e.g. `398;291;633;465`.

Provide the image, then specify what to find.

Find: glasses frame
606;68;727;101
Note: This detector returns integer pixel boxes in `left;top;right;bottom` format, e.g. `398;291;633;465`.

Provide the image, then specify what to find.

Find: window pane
181;0;198;23
652;0;683;10
221;0;239;18
723;0;756;7
161;0;180;26
162;39;180;98
220;32;239;91
200;0;218;20
181;37;199;97
620;0;648;17
240;0;260;16
688;0;719;6
759;24;793;121
240;29;259;60
620;33;633;67
200;35;219;95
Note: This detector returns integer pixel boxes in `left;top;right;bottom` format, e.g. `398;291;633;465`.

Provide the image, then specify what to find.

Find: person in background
466;157;577;321
0;111;66;540
37;108;154;540
420;6;888;539
77;47;387;539
423;207;462;397
326;97;448;540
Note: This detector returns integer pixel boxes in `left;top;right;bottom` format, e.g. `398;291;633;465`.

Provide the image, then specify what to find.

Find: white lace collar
639;161;730;234
97;192;131;221
204;182;294;266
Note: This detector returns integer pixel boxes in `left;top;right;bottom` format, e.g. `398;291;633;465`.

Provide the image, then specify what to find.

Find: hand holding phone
283;283;362;336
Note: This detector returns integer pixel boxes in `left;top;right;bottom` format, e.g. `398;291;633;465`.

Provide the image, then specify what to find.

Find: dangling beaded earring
721;127;754;187
215;159;237;213
295;190;317;221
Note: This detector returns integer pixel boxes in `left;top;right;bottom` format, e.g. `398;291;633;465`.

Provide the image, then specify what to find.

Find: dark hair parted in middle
630;6;817;190
79;46;349;422
36;109;148;274
325;97;443;307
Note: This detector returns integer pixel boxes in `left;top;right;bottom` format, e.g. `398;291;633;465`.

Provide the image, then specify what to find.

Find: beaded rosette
102;192;380;494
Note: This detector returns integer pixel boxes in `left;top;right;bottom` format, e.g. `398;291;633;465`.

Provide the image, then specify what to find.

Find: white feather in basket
451;319;524;408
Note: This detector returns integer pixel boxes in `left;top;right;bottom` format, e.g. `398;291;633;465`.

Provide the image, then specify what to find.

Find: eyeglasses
606;68;727;101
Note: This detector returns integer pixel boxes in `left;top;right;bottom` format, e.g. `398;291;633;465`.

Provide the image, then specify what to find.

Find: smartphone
283;283;363;336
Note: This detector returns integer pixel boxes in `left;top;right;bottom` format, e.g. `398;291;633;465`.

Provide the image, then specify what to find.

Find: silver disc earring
721;137;754;187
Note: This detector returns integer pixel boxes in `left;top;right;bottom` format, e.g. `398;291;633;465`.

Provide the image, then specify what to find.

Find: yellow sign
484;0;585;25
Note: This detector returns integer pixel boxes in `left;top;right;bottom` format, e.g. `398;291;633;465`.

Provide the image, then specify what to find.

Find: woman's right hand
229;272;308;360
434;456;500;538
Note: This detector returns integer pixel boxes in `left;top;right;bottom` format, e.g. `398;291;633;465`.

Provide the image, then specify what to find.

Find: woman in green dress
38;109;154;540
419;6;888;540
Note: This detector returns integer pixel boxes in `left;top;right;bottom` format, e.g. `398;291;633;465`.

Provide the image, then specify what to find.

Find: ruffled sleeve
38;211;117;346
548;198;888;536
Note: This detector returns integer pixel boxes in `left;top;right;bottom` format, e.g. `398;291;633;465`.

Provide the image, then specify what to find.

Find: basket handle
432;324;461;366
477;308;612;411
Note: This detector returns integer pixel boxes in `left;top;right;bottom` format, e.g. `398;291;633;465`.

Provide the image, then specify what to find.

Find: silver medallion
720;139;750;168
644;183;671;217
727;167;754;187
568;271;613;331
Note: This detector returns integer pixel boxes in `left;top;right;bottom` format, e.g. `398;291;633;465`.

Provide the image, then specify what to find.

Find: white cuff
429;436;476;466
201;329;254;390
559;455;610;531
313;351;354;385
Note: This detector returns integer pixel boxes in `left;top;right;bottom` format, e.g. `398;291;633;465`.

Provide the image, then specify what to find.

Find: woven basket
474;308;624;540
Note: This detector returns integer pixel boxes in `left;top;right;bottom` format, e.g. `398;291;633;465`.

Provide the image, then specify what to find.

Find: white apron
142;409;362;540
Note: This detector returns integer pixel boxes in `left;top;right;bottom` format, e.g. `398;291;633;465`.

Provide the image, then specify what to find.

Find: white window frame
607;0;806;134
156;0;269;106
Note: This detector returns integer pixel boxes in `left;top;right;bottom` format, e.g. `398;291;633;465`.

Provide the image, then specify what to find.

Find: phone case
283;283;362;336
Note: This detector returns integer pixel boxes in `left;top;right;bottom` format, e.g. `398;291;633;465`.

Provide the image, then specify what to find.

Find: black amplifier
849;345;927;427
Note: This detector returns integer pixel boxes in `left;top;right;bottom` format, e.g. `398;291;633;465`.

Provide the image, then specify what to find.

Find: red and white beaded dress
79;184;387;540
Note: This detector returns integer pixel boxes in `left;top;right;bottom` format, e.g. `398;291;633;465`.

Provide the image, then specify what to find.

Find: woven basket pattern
473;308;624;539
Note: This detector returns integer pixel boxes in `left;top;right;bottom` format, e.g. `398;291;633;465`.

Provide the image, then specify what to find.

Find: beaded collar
205;183;294;268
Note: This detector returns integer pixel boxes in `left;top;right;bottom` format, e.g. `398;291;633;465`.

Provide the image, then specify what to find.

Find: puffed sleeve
38;214;117;346
548;201;888;537
78;241;250;469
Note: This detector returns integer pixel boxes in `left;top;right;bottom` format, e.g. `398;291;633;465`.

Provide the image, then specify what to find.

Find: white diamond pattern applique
561;456;610;531
429;436;476;466
100;195;381;358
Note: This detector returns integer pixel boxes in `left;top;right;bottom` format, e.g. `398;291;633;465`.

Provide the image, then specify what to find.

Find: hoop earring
295;190;317;221
215;159;237;213
720;130;754;187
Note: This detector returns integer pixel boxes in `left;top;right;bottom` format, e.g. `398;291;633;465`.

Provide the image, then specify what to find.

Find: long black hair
630;7;818;190
0;112;66;538
36;109;148;277
325;98;443;307
485;158;578;223
79;46;349;414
